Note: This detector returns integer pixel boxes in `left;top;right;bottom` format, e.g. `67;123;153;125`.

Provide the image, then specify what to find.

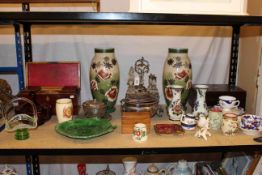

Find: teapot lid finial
147;163;158;173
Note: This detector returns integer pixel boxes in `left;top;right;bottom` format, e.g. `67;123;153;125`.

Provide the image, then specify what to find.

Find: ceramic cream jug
180;113;197;130
163;160;192;175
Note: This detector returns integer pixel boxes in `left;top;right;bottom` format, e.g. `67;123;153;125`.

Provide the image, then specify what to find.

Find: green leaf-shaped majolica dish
55;118;116;139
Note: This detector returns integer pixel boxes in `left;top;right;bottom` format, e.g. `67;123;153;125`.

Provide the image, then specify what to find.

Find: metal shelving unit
1;12;262;87
0;12;262;175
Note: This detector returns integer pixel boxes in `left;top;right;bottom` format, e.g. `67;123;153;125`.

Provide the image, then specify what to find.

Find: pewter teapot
144;164;166;175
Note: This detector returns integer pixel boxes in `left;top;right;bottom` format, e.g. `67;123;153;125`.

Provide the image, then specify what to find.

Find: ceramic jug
163;160;192;175
180;113;197;130
167;85;185;121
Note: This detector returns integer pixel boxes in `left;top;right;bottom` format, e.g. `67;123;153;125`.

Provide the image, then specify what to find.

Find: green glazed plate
55;118;116;139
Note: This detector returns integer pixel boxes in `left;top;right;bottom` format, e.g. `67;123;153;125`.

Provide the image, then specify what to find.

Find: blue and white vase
193;84;208;118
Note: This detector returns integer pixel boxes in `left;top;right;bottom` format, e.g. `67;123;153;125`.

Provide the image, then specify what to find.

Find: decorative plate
55;118;116;139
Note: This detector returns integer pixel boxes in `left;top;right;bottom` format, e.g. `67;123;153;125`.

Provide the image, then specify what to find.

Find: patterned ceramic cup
208;110;223;131
221;113;238;135
56;98;73;123
132;123;148;143
219;95;240;111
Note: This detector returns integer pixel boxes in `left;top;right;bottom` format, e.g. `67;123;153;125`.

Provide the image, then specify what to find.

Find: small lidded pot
82;99;106;119
221;113;238;135
96;165;116;175
144;164;160;175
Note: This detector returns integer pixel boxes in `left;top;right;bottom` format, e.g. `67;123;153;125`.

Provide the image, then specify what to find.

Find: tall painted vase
163;48;192;107
89;48;120;113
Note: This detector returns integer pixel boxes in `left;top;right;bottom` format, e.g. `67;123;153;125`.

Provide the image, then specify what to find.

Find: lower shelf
0;107;260;155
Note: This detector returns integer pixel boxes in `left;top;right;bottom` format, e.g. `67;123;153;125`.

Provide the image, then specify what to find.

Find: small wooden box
121;111;151;134
17;62;81;125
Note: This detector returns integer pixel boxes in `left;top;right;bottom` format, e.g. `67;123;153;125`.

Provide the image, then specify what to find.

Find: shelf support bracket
229;25;240;86
14;23;25;90
26;154;40;175
22;3;33;63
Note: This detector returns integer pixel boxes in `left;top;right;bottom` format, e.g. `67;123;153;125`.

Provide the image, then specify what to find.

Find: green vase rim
95;48;115;53
168;48;188;53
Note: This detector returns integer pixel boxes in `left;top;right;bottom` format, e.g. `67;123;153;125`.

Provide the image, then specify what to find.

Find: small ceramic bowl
82;100;106;118
239;114;262;136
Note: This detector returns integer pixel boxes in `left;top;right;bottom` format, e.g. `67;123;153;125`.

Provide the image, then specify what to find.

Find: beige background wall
238;0;262;113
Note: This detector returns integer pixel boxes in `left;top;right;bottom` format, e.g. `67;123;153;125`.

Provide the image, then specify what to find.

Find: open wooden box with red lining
18;62;81;125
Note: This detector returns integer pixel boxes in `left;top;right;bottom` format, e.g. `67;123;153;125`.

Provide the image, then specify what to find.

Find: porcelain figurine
90;48;120;113
163;48;192;107
195;114;211;141
168;85;185;121
193;85;208;118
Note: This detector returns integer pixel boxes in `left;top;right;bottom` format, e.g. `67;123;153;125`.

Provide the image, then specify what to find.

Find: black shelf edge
1;145;261;155
0;12;262;26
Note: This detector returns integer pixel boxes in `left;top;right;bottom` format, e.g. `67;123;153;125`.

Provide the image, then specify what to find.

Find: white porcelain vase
168;85;185;121
193;85;208;118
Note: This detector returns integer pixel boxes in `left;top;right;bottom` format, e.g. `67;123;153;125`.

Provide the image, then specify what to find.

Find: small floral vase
89;48;120;113
168;85;185;121
193;84;208;118
163;48;192;107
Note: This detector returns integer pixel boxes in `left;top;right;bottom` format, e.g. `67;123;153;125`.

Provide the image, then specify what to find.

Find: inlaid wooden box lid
26;62;80;88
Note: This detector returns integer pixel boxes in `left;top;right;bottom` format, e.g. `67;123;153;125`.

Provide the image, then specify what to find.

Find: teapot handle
159;163;176;175
159;168;167;175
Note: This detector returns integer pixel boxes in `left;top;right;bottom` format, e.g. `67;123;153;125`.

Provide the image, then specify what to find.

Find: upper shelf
0;12;262;26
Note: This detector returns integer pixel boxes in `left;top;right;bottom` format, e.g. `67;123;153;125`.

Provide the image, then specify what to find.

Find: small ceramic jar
132;123;148;143
221;113;238;135
82;99;106;118
208;107;223;131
